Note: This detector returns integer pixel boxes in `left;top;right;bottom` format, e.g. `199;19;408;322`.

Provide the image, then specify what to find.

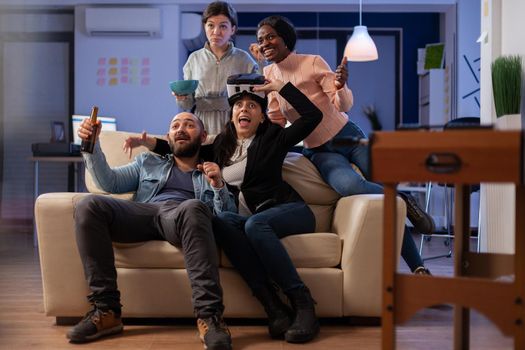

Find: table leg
382;184;397;350
453;185;470;349
454;307;470;349
514;185;525;350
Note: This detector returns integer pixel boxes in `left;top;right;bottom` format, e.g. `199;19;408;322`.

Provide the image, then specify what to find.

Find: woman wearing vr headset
211;74;323;343
172;1;258;137
124;74;323;343
252;15;433;276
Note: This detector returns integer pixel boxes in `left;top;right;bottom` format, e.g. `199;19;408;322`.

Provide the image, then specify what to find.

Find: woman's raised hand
171;91;188;101
253;78;286;93
249;43;265;62
334;56;348;89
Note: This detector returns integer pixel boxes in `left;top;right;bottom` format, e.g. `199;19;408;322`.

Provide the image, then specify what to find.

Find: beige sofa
35;131;405;322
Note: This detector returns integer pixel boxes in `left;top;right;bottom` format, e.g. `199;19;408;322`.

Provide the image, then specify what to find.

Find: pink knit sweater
263;52;353;148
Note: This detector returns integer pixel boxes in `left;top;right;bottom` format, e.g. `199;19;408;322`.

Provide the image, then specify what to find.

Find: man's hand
77;118;101;143
197;162;224;188
334;56;348;90
122;131;157;159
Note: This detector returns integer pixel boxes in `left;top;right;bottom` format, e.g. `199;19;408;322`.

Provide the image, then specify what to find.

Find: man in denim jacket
68;112;236;350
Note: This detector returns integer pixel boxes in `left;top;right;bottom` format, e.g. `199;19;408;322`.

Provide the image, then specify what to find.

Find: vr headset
226;73;267;110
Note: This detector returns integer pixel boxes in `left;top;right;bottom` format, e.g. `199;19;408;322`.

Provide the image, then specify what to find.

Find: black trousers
73;194;224;318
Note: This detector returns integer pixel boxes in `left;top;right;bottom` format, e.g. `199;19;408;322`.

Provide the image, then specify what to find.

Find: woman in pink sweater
253;15;433;275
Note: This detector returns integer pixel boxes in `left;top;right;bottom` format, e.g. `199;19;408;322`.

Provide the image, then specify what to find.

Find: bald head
170;112;205;134
167;112;207;158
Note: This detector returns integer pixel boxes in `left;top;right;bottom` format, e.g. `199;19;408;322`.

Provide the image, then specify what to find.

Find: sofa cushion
114;241;186;268
282;152;340;207
281;232;342;267
282;152;341;232
309;204;335;233
85;131;155;195
221;232;341;268
114;232;341;269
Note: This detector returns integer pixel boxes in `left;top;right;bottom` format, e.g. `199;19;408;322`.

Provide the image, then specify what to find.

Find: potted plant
492;55;523;129
362;105;382;131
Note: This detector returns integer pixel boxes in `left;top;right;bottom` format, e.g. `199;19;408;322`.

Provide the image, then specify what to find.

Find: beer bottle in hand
80;106;99;154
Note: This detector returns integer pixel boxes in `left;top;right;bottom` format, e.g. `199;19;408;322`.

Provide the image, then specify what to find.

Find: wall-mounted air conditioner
85;7;162;37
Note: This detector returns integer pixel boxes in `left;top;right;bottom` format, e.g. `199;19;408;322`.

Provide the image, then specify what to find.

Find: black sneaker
197;315;232;350
399;192;435;234
66;307;123;343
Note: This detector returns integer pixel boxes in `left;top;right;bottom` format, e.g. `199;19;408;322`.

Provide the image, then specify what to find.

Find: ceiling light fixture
344;0;378;62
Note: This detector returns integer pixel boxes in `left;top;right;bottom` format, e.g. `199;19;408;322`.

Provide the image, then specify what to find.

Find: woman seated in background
124;74;323;343
250;15;433;275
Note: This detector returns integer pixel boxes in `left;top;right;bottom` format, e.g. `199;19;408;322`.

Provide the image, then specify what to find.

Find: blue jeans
212;201;315;293
302;120;383;196
303;120;424;271
401;227;423;272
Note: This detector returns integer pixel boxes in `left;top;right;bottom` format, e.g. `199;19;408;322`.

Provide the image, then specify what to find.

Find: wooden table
370;129;525;350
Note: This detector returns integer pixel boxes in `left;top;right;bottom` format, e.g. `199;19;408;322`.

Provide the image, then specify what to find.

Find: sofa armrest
35;192;92;316
332;194;406;317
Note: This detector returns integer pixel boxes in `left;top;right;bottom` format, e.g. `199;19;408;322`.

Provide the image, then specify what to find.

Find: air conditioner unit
85;7;162;37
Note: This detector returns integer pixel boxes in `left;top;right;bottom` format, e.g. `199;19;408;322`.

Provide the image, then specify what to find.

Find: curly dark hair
257;15;297;51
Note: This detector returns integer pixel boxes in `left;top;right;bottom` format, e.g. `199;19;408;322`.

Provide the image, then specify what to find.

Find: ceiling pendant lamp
344;0;378;62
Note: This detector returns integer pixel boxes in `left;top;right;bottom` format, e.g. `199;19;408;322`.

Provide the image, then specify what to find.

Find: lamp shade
344;25;378;62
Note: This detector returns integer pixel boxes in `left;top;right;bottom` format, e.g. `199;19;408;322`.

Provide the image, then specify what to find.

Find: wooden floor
0;224;514;350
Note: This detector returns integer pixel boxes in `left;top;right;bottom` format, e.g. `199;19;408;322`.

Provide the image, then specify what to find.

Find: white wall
480;0;525;254
501;0;525;56
74;5;183;135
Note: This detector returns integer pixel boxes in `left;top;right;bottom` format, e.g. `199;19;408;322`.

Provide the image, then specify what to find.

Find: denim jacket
83;143;237;214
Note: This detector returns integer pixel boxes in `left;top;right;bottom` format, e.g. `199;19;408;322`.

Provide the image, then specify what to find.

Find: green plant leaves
491;55;522;117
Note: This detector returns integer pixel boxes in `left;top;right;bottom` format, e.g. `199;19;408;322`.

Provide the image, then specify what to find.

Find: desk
30;156;83;246
370;130;524;350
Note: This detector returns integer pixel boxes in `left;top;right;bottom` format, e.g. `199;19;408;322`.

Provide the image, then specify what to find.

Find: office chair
419;117;482;261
